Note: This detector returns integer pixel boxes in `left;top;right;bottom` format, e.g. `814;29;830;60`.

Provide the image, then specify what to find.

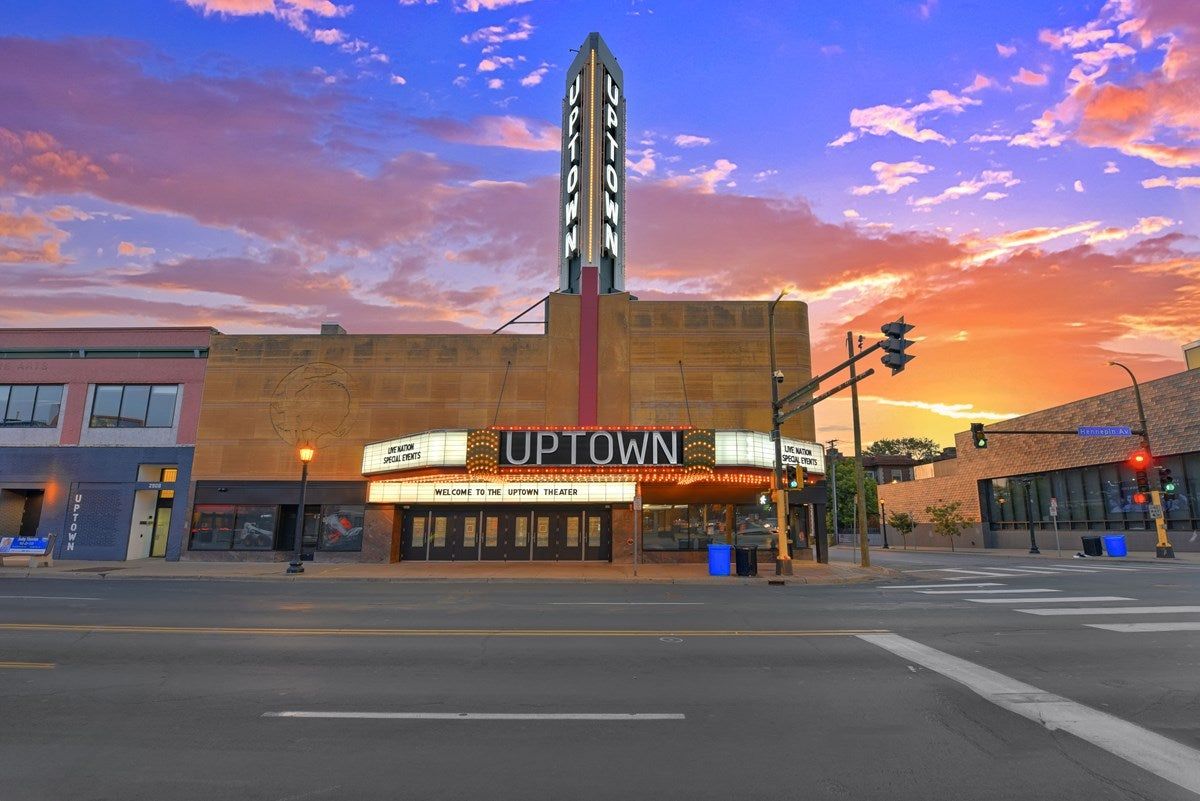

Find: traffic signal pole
768;293;793;576
1110;361;1173;558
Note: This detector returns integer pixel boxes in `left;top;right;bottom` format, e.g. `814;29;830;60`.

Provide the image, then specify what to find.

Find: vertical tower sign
559;33;625;295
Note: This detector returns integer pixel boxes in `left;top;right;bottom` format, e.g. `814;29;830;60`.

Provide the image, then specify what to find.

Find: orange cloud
418;115;559;151
118;241;156;257
1012;67;1049;86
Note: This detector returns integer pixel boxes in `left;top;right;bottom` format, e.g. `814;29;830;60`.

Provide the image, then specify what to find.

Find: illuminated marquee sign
363;429;825;476
361;431;468;475
368;481;636;505
558;33;625;295
498;429;683;467
714;431;826;475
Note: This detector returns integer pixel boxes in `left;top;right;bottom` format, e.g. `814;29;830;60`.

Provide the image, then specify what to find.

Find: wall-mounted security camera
773;370;785;384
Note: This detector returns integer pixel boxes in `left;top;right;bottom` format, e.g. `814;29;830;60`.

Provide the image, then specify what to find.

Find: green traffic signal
970;422;987;449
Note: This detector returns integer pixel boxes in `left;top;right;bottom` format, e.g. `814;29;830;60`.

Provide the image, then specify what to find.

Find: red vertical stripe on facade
578;265;600;425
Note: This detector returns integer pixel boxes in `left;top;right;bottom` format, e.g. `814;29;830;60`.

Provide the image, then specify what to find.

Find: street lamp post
768;291;793;577
287;445;315;575
1109;361;1174;558
1021;478;1040;555
880;500;889;549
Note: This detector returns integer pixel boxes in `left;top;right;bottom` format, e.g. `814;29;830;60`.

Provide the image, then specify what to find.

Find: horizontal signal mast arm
776;339;882;410
982;429;1145;436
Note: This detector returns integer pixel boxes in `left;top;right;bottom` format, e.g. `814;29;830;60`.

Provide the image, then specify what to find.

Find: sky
1;0;1198;448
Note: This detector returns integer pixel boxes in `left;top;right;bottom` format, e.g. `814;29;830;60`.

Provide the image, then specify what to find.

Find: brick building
878;366;1200;552
181;33;827;566
0;328;213;560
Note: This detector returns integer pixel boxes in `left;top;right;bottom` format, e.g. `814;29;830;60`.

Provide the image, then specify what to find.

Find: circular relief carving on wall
269;362;357;447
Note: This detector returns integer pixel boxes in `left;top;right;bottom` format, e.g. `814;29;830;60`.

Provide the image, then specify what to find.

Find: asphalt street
1;551;1198;801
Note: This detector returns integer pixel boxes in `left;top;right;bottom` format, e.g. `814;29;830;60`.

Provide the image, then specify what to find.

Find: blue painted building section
0;447;194;561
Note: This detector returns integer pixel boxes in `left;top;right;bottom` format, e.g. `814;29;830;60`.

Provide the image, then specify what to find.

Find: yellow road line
0;660;54;669
0;623;888;638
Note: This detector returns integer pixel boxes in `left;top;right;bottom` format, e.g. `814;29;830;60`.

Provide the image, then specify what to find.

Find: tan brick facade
879;368;1200;550
192;293;814;483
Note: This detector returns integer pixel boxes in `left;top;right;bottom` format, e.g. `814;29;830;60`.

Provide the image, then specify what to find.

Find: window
985;454;1200;532
641;503;779;551
0;385;63;427
90;384;178;428
318;506;364;551
189;505;236;550
232;506;278;550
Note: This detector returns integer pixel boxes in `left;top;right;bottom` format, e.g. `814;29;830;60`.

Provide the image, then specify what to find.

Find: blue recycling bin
1102;534;1128;557
707;543;732;576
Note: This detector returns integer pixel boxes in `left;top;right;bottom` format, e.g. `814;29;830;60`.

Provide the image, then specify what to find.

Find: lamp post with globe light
287;445;315;575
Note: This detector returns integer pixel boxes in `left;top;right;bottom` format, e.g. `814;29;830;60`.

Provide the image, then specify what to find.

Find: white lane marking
264;712;686;720
1025;565;1122;572
859;633;1200;796
941;569;1021;577
992;567;1069;574
1021;606;1200;616
968;596;1132;604
917;589;1060;595
0;595;103;601
547;602;704;606
1087;622;1200;633
880;583;1004;590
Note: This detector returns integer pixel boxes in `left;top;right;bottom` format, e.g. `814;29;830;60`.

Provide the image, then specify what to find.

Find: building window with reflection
984;453;1197;532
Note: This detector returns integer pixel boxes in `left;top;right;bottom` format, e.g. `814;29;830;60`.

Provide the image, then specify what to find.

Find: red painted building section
0;328;212;445
578;265;600;425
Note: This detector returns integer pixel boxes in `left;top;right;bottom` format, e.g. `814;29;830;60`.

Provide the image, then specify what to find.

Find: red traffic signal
1129;449;1150;468
1132;492;1149;505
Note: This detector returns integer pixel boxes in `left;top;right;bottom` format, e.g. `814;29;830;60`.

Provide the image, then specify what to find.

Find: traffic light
971;423;987;449
1129;449;1151;495
1159;466;1177;500
880;317;915;374
784;465;799;489
1132;491;1149;505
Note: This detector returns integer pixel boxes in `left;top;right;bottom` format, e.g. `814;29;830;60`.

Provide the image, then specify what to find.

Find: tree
924;501;973;551
827;459;877;535
886;511;915;549
865;437;944;461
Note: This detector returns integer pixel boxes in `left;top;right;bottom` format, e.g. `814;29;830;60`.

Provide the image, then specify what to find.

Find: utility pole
848;331;870;568
827;439;839;546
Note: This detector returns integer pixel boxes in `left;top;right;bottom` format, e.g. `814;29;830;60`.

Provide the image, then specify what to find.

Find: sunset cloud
1084;215;1175;244
1011;67;1049;86
453;0;531;12
996;43;1017;57
415;115;558;151
851;159;934;195
1142;174;1200;189
183;0;351;37
460;17;534;45
962;73;995;94
118;241;156;257
911;170;1020;208
829;89;980;147
673;134;712;148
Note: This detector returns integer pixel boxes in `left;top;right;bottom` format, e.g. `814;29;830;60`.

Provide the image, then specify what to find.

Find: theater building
878;362;1200;553
0;327;211;560
183;33;826;564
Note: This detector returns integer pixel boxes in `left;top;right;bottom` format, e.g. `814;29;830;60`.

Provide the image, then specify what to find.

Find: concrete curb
0;566;898;587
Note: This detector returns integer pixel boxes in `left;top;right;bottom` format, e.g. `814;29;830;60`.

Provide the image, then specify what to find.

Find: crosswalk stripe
880;583;1003;589
1031;564;1129;572
967;596;1132;604
940;568;1027;575
1020;606;1200;616
989;567;1069;574
917;589;1060;595
1086;622;1200;632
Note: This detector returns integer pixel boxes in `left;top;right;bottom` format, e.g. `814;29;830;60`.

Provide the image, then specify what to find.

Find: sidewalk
831;544;1200;565
0;558;896;585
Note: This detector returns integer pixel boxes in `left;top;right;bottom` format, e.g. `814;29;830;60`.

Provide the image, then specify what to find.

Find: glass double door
402;507;611;562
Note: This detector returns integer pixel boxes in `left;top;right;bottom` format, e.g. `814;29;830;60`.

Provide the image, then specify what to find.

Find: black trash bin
1081;535;1103;557
735;545;758;577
